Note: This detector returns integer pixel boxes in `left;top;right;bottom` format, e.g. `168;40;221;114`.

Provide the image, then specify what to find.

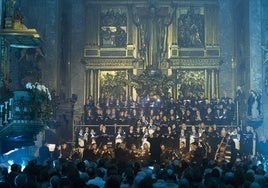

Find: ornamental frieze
83;58;134;69
170;58;220;69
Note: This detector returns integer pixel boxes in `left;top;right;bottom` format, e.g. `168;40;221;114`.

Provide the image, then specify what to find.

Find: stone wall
218;0;235;98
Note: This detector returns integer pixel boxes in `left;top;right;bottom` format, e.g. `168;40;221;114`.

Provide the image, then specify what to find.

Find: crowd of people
0;93;266;187
76;93;258;163
0;139;267;188
75;123;257;163
83;93;237;126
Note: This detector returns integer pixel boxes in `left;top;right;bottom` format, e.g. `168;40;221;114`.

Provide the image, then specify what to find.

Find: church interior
0;0;267;176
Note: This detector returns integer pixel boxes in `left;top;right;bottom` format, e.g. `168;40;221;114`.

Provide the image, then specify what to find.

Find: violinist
160;144;171;165
139;141;150;162
82;142;100;162
189;141;205;165
114;142;129;162
99;144;113;159
179;141;187;159
129;143;140;161
125;125;135;149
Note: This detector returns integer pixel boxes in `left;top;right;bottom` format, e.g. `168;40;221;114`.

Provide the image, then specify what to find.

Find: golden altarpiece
82;0;220;103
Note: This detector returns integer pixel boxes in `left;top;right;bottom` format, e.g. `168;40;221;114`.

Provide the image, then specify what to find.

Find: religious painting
100;71;128;98
177;7;204;48
176;70;205;98
100;8;127;47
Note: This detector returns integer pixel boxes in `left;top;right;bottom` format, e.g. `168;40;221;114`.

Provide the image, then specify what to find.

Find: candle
0;105;3;113
4;114;7;123
8;111;12;120
4;101;8;109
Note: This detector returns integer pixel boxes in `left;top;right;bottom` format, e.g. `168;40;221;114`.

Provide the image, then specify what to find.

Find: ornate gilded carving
100;71;128;98
129;67;175;99
83;1;221;101
176;70;205;97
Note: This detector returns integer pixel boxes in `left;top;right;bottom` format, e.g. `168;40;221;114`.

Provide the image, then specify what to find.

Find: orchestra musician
82;142;100;161
199;132;211;159
230;127;240;150
133;125;143;148
125;125;136;149
98;124;110;145
83;127;90;146
77;128;85;155
52;143;62;160
240;125;254;157
89;128;98;145
179;128;187;154
129;143;140;161
140;140;150;162
147;132;162;163
207;124;220;158
99;144;114;159
178;141;187;159
115;126;125;144
114;142;129;162
189;125;198;149
160;144;171;165
61;142;72;161
187;141;205;165
164;126;175;149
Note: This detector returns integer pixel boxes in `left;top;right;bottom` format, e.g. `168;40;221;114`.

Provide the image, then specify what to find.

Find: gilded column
132;68;138;100
94;70;99;103
205;69;208;97
84;70;89;102
215;69;219;97
85;69;95;101
211;69;215;97
207;70;211;99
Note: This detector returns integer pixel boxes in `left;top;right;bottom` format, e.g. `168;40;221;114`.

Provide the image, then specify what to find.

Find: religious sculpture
247;90;261;119
131;1;176;69
261;44;268;95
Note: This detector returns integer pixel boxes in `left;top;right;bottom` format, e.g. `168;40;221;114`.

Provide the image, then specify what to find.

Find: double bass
215;134;231;163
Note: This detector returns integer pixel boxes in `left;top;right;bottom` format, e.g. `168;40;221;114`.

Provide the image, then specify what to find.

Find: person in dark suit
38;141;50;164
147;132;162;164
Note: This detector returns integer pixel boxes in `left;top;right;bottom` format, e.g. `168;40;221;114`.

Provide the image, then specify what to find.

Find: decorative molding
170;57;220;69
83;58;134;69
83;57;220;70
